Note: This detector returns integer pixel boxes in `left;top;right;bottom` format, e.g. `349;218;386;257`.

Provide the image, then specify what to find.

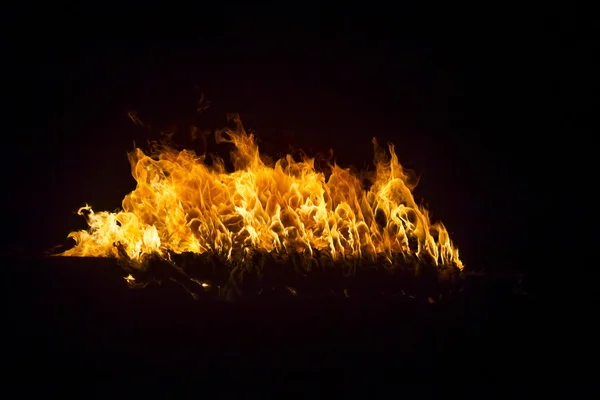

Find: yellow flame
59;115;463;271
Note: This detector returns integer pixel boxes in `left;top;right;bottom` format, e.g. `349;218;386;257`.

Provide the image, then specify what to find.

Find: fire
58;115;463;271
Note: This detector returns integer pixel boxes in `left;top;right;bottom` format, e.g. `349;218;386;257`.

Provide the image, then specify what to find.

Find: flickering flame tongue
59;115;463;270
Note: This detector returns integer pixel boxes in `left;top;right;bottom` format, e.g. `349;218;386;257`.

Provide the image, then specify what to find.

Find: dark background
11;26;546;272
4;2;587;395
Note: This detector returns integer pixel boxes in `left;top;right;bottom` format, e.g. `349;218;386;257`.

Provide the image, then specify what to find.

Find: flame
59;115;463;271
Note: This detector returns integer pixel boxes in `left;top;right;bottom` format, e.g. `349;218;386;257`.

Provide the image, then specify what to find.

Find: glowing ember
58;115;463;271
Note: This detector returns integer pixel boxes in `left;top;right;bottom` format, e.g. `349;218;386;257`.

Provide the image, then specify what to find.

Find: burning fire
58;115;463;272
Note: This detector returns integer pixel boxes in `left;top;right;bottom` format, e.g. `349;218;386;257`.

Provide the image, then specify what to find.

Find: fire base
115;250;463;303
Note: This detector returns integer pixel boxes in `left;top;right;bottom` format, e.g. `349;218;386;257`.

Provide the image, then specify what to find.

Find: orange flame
59;115;463;271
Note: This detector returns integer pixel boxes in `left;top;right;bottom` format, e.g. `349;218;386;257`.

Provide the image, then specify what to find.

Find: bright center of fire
56;114;463;296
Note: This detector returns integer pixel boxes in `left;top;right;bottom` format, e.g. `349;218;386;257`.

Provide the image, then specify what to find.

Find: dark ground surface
5;256;554;396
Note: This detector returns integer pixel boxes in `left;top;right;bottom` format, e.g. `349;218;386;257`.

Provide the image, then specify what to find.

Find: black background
4;2;588;395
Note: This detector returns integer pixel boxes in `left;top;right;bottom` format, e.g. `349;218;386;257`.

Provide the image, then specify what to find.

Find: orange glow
58;115;463;272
